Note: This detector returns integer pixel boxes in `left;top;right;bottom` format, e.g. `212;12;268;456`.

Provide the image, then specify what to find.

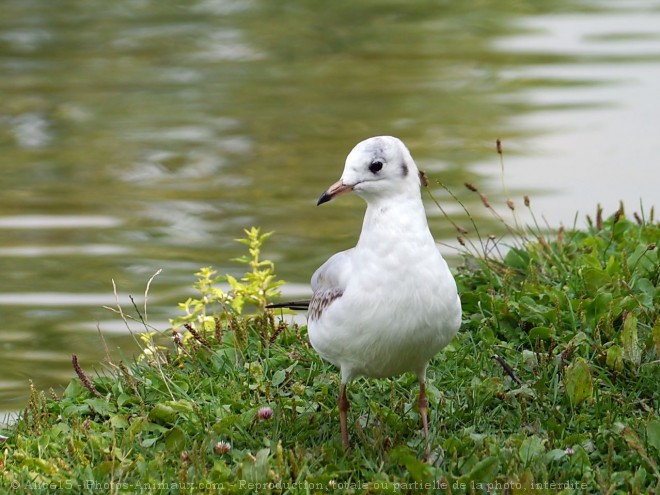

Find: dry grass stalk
214;317;223;343
183;323;212;349
72;354;103;398
269;320;287;345
557;225;565;247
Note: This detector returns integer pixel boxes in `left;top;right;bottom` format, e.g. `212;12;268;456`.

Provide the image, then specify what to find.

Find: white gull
271;136;462;455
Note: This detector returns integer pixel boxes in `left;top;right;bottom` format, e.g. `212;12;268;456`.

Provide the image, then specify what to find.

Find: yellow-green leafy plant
170;227;283;335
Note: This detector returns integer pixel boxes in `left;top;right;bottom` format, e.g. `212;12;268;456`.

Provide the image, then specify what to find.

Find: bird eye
369;161;383;174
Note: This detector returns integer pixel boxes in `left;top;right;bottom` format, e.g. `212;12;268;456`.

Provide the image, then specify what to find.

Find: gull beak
317;180;353;206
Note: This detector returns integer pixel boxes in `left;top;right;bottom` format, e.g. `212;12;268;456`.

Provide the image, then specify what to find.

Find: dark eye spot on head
369;161;383;174
419;170;429;187
401;162;408;177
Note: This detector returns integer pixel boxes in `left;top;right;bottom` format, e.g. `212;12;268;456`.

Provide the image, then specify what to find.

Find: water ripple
0;244;130;257
0;215;122;229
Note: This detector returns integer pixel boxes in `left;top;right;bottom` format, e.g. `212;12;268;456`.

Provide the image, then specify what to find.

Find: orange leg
418;381;430;459
339;383;350;450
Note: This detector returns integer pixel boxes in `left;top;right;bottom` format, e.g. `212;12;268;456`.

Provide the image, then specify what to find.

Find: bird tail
266;300;310;311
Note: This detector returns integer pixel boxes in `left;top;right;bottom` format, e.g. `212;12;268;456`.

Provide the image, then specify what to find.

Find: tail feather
266;300;310;311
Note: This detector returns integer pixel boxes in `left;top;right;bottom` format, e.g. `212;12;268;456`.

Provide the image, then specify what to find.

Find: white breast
307;201;461;381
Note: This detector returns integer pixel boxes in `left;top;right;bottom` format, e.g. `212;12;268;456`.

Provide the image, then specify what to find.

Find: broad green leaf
24;457;58;475
628;243;659;274
164;426;186;451
606;345;624;371
583;267;610;292
125;416;146;442
464;456;499;484
564;357;592;406
504;248;530;270
647;419;660;453
164;399;194;414
93;461;115;479
148;403;178;426
109;414;129;429
544;448;567;462
85;398;116;417
271;369;286;387
117;392;136;407
634;278;655;307
213;414;243;435
519;435;545;464
63;403;91;416
512;468;534;494
141;437;158;448
590;291;613;321
529;326;554;340
605;255;618;276
388;446;433;482
241;447;271;483
63;378;85;399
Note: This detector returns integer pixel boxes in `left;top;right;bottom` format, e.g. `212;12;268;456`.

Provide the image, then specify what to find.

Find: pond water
1;0;659;418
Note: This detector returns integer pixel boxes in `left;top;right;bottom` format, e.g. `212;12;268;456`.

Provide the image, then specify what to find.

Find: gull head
317;136;421;206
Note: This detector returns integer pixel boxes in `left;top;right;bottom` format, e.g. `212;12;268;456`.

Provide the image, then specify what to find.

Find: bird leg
418;381;430;459
339;383;350;450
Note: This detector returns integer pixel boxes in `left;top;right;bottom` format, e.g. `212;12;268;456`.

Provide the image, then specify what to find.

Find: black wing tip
266;300;311;311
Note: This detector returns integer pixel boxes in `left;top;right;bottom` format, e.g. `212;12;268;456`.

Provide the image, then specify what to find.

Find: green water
1;0;659;415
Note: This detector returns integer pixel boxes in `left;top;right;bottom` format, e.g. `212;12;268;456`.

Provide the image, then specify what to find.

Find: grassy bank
1;205;658;494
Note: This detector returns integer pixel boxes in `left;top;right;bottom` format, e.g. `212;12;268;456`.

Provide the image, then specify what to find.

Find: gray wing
309;248;353;321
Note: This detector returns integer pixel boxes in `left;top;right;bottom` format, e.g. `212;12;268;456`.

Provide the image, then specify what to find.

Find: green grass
1;206;658;494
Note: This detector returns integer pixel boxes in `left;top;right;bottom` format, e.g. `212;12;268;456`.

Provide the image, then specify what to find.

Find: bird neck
357;191;432;248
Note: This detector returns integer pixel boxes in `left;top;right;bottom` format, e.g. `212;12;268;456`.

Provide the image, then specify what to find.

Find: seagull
269;136;461;455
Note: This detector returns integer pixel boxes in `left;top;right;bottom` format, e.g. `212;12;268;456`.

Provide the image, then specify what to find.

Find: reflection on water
1;0;658;415
0;215;121;228
493;3;660;224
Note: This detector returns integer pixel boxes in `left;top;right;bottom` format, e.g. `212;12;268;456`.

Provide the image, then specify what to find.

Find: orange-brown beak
317;180;354;205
